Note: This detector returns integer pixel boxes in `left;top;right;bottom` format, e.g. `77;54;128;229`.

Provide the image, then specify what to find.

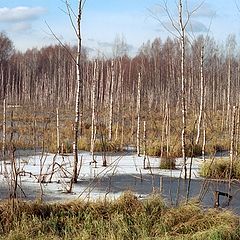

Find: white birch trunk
143;120;146;168
228;106;237;198
91;60;97;163
56;107;60;153
196;46;204;145
136;72;141;157
72;0;83;184
226;53;231;130
2;99;6;173
179;0;187;179
108;60;115;141
2;99;6;154
121;118;124;150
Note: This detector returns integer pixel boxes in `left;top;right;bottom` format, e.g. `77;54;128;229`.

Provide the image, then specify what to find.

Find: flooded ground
76;173;240;214
0;150;239;214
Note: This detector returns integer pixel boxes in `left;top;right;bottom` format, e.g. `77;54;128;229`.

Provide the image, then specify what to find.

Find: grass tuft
0;192;238;239
200;158;240;179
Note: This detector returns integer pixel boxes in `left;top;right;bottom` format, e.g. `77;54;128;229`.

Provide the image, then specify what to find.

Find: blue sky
0;0;240;56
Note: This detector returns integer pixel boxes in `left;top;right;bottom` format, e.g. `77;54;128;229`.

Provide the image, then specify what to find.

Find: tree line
1;32;240;153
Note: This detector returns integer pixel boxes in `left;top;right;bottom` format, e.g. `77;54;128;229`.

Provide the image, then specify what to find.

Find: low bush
160;156;176;169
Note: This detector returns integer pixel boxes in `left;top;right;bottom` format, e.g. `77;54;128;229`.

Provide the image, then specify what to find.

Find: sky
0;0;240;57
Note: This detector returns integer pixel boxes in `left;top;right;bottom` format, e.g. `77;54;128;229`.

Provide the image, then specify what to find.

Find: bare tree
72;0;84;183
150;0;202;178
179;0;187;179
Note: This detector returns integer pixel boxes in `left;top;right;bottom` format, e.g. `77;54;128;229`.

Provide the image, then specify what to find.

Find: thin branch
45;21;77;64
82;0;87;10
236;0;240;12
148;6;179;39
65;0;78;37
163;0;181;35
184;1;204;30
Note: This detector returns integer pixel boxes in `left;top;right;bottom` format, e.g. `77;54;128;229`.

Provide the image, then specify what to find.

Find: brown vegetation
0;192;238;240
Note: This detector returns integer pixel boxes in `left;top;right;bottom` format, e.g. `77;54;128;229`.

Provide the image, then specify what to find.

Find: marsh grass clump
200;158;240;179
0;192;238;240
160;156;176;169
78;136;121;152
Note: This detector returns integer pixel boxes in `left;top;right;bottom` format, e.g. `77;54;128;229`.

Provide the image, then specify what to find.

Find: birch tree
136;72;142;156
150;0;202;178
72;0;84;183
196;45;204;145
90;60;97;163
108;60;115;141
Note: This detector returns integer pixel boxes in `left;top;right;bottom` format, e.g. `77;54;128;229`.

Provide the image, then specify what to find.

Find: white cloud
0;7;46;23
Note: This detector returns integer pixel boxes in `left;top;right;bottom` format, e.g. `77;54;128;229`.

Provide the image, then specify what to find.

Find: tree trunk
72;0;83;184
91;60;97;163
228;106;237;203
179;0;187;179
196;45;204;145
136;72;141;156
2;99;6;157
56;107;60;153
108;60;115;142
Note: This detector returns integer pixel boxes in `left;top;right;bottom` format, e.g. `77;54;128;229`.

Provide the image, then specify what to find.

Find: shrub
160;156;176;169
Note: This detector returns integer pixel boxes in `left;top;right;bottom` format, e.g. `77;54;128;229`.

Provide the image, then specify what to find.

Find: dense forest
1;33;239;112
0;31;240;159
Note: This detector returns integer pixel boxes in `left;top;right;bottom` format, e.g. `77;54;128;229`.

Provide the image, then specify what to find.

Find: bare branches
236;0;240;12
149;0;205;40
45;21;77;64
148;2;179;39
65;0;78;37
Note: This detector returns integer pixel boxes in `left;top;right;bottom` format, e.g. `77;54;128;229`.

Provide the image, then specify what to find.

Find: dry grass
0;105;233;159
0;192;238;240
200;158;240;179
